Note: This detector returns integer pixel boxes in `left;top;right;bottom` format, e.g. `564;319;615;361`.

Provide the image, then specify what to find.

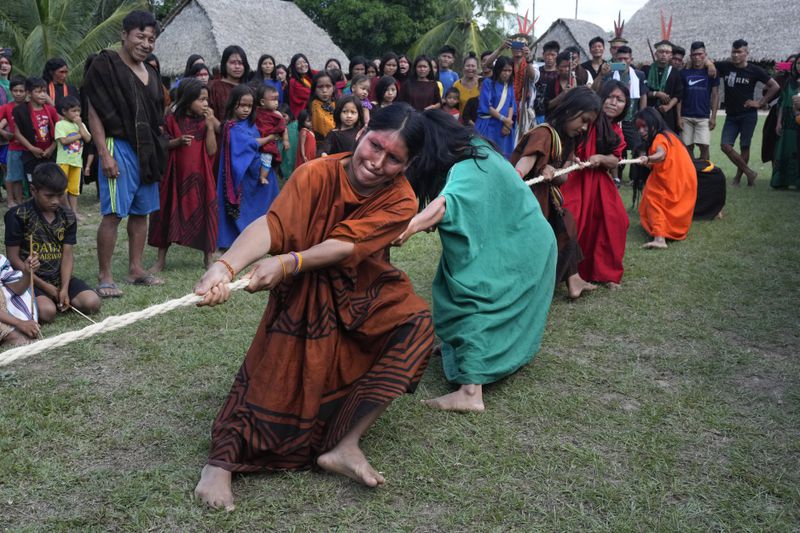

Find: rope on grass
0;278;252;368
523;158;644;186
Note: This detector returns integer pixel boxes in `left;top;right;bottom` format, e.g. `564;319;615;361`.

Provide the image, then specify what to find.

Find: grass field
1;118;798;531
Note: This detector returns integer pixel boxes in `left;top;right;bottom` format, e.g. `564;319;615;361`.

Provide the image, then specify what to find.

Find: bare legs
566;273;598;300
151;246;214;273
6;181;22;208
423;384;485;412
196;402;391;511
721;144;757;185
97;214;161;296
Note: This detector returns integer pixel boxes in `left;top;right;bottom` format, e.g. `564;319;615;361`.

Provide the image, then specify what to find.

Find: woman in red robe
288;53;316;118
561;80;629;285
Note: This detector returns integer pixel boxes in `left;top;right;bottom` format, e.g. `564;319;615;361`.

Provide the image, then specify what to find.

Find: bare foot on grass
745;169;758;186
567;274;598;300
194;464;235;511
608;282;622;291
423;384;485;412
317;444;385;487
643;237;668;249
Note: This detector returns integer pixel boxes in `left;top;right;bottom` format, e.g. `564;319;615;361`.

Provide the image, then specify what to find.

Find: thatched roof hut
532;19;609;59
156;0;349;77
623;0;800;63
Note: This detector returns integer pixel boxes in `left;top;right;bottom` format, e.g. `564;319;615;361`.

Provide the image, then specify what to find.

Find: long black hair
174;77;206;118
633;107;676;150
595;79;627;154
491;55;514;82
183;54;204;78
289;53;312;82
224;84;256;124
365;104;484;207
410;55;434;82
42;58;67;83
253;54;277;82
220;45;250;81
333;95;363;129
547;86;602;161
379;52;399;76
375;75;398;104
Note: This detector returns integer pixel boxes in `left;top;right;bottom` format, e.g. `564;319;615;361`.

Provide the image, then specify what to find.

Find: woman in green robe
770;56;800;189
394;110;557;412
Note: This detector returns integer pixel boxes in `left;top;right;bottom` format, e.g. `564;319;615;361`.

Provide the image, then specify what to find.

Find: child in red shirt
0;76;28;207
12;77;58;181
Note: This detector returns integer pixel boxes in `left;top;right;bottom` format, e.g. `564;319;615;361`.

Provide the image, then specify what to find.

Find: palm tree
0;0;148;83
407;0;517;60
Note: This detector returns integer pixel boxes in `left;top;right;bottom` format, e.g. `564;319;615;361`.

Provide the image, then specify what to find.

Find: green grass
1;117;798;531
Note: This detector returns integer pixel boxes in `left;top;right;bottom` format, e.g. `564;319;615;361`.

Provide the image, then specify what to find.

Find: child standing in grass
0;76;28;207
4;163;101;324
149;78;220;271
0;252;41;346
54;96;91;220
12;77;58;183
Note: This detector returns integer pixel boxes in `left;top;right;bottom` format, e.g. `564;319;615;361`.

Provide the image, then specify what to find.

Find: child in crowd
321;95;364;156
254;84;287;185
373;76;398;109
12;77;58;182
308;71;336;144
349;75;372;125
4;163;101;323
54;96;91;220
0;76;27;207
442;87;461;120
278;104;297;180
0;252;40;346
216;85;279;249
295;109;316;167
149;78;220;271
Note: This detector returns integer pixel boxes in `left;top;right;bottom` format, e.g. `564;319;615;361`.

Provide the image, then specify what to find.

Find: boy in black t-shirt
717;39;780;185
4;163;101;323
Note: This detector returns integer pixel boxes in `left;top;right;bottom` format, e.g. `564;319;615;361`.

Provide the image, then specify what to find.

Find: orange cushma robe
639;133;697;240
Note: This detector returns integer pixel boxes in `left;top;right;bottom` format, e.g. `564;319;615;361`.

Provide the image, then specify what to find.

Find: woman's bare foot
567;274;598;299
194;464;235;511
714;210;724;220
608;282;622;291
150;248;168;273
643;237;668;249
423;384;485;412
317;443;385;487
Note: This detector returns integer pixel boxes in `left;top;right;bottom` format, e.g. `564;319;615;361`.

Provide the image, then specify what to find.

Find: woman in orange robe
635;108;697;249
191;105;446;511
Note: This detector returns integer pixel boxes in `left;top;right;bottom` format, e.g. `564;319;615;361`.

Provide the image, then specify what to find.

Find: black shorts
34;277;93;300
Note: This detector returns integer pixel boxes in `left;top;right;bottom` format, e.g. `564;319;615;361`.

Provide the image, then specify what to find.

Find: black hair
543;40;561;53
672;46;686;57
379;52;399;76
297;109;312;128
255;82;279;107
325;58;342;72
289;53;312;82
183;54;204;77
31;162;67;192
224;84;256;124
57;95;81;114
438;45;457;56
589;36;605;48
690;41;705;52
122;10;159;34
480;51;493;61
547;86;602;161
187;62;210;78
375;75;398;104
9;75;26;90
633;107;675;149
348;56;369;78
564;46;580;57
599;79;630;123
42;58;68;83
462;51;478;65
350;74;370;94
220;45;250;81
491;55;513;81
174;77;206;117
366;63;378;76
616;45;632;56
278;103;294;122
25;76;47;92
145;53;160;72
333;95;363;129
411;55;434;81
732;39;748;49
556;51;572;66
253;54;277;82
328;68;345;83
308;71;335;106
594;80;627;155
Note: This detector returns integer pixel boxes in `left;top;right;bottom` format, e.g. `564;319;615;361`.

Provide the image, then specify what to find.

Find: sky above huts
507;0;648;34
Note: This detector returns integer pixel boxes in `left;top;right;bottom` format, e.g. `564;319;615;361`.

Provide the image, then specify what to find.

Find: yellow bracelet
277;255;287;280
289;251;303;274
216;259;235;280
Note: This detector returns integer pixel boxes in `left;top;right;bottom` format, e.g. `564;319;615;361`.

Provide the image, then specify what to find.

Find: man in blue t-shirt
437;45;459;94
679;41;720;160
717;39;780;185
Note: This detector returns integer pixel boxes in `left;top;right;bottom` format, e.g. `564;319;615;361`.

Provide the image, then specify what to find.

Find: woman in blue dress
475;56;517;158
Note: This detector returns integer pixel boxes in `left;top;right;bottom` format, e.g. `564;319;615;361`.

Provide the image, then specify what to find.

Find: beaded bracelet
216;259;235;280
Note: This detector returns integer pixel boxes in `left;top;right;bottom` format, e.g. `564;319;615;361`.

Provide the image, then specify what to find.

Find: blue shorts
5;150;24;182
98;138;159;218
0;144;7;165
721;113;758;150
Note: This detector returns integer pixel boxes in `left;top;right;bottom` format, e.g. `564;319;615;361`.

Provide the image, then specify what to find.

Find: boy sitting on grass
0;252;41;346
4;163;101;323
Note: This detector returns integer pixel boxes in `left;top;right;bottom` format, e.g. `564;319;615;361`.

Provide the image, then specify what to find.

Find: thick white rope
524;158;643;186
0;278;251;367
